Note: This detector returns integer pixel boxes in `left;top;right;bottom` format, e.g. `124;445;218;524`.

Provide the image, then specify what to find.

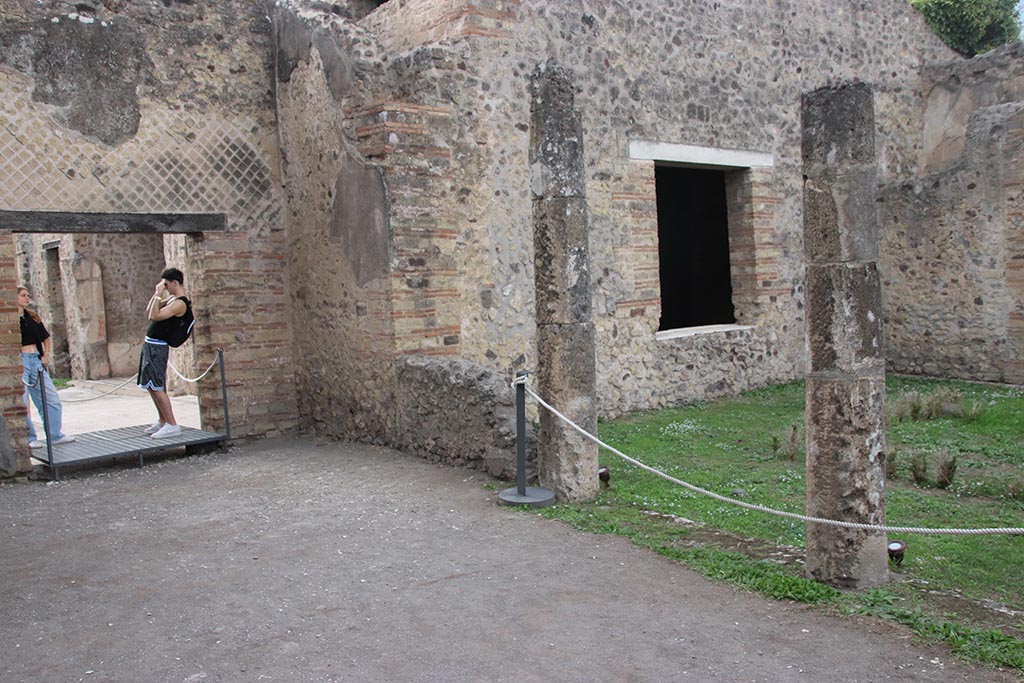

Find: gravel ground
0;437;1018;682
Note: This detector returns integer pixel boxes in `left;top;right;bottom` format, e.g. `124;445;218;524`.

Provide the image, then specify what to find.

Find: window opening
655;165;735;331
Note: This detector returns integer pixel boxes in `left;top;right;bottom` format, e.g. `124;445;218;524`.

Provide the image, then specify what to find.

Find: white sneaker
151;423;182;439
144;421;165;435
29;440;45;449
53;435;76;445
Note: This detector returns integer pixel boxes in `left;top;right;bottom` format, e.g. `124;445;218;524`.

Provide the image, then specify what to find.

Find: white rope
58;374;140;402
512;375;1024;536
48;354;218;403
168;356;220;383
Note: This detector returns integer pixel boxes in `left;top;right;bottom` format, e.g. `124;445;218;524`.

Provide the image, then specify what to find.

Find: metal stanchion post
218;349;231;440
499;372;554;507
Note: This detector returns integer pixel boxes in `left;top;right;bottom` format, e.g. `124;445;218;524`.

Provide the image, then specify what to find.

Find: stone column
63;251;111;380
802;83;888;588
530;60;599;502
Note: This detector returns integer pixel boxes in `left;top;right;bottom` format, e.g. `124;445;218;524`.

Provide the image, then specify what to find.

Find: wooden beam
0;211;226;234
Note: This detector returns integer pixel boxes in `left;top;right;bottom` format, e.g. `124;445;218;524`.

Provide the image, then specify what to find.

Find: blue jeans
22;352;67;442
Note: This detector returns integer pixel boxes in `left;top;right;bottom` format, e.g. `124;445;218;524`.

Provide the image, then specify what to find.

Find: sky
1019;0;1024;37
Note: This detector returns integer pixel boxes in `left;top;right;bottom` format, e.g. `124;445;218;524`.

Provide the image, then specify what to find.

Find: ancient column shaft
530;60;599;502
802;83;888;588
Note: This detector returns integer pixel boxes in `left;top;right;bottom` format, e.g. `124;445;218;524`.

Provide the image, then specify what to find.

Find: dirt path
1;438;1017;682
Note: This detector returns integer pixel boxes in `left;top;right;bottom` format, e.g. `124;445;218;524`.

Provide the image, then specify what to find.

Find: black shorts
138;338;169;391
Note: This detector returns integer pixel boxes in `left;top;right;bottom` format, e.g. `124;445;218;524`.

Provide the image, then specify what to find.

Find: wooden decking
31;424;226;479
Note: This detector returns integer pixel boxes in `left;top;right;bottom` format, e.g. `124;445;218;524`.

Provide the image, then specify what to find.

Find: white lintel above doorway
629;140;773;169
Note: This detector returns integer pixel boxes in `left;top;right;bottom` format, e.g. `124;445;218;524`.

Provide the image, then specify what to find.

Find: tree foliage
910;0;1022;57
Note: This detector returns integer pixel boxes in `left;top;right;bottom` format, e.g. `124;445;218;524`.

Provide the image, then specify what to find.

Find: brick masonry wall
0;1;298;464
362;0;519;51
0;235;30;475
880;44;1024;384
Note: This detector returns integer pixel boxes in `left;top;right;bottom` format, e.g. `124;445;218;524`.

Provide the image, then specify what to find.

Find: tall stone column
530;61;599;502
802;83;888;588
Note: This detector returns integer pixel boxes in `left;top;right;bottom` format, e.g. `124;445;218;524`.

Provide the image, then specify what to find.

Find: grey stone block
804;173;879;263
529;60;586;199
533;197;592;326
806;263;885;374
536;322;599;502
801;82;876;171
805;375;888;588
332;153;390;286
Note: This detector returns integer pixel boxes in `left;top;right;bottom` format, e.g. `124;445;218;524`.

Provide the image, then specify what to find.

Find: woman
17;286;75;448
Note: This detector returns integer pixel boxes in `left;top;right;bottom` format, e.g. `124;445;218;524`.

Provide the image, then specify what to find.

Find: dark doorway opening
655;165;735;331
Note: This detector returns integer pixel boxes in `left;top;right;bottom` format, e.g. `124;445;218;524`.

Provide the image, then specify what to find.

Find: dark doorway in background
655;165;735;331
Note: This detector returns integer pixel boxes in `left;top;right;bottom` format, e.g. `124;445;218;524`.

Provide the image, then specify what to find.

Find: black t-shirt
20;311;49;356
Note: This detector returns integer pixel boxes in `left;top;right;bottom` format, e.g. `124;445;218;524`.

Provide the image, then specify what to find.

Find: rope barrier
50;354;219;403
57;374;139;402
512;375;1024;536
168;356;220;383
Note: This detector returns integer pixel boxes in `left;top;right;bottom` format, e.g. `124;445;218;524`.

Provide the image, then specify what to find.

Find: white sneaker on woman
152;424;182;439
144;421;165;435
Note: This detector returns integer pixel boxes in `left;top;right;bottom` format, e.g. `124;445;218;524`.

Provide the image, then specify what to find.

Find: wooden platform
31;424;227;479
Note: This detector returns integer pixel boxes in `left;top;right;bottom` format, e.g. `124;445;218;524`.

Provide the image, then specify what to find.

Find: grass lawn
532;376;1024;670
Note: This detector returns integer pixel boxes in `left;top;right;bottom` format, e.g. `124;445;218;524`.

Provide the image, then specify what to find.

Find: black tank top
146;297;190;342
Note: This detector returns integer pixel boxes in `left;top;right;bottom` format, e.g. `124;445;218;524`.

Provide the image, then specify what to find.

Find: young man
138;267;190;439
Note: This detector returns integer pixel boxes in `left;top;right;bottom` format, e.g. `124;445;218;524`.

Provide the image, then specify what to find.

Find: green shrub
910;0;1022;57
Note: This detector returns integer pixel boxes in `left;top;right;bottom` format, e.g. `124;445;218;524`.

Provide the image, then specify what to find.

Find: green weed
935;449;958;489
911;450;929;486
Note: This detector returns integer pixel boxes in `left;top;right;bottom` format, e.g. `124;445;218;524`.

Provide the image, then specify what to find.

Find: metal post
515;371;527;496
499;372;554;507
218;349;231;440
37;368;57;479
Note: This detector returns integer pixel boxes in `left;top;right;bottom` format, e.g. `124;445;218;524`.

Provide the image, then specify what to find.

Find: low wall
395;356;535;480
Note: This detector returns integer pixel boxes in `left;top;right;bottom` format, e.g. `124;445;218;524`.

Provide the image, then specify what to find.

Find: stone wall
3;0;1013;478
273;3;542;475
270;0;975;478
273;8;399;443
394;356;525;478
344;0;954;422
15;232;165;379
880;43;1024;384
0;0;299;457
